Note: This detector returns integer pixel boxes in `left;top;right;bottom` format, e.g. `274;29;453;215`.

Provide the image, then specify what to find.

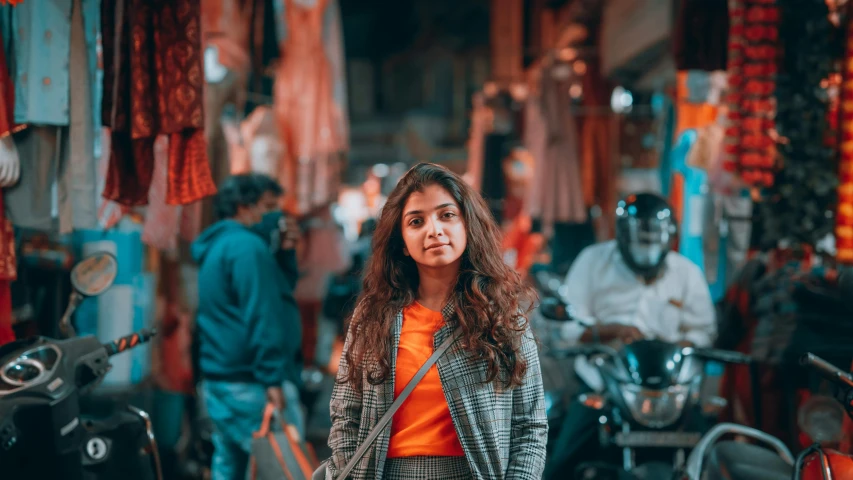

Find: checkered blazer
325;302;548;480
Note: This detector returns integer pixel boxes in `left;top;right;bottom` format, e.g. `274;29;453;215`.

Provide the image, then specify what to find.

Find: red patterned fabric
0;194;14;347
102;0;216;207
0;34;22;138
723;0;779;187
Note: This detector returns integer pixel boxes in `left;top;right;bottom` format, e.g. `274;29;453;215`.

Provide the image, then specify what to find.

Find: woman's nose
427;217;444;236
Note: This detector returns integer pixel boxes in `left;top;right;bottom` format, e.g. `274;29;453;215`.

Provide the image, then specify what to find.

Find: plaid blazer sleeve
325;322;362;479
505;324;549;479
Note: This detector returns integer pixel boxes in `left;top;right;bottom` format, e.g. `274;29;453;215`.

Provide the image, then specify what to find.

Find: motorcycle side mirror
70;252;119;297
59;252;118;338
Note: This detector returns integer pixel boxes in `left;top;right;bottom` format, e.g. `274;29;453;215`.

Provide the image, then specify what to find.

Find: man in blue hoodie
191;173;303;480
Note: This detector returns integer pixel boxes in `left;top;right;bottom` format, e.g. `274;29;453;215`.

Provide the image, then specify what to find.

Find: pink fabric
526;65;587;234
97;129;130;229
142;136;181;251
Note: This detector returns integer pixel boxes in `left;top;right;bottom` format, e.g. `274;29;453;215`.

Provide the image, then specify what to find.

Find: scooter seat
706;441;793;480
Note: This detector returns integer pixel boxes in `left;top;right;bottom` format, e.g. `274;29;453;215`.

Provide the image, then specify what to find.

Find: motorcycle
0;252;161;480
554;336;751;479
684;352;853;480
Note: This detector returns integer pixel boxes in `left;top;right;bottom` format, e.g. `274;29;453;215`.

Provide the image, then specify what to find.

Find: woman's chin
416;255;463;269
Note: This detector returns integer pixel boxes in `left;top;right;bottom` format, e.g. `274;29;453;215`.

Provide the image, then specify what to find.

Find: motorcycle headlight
620;383;688;428
798;395;845;445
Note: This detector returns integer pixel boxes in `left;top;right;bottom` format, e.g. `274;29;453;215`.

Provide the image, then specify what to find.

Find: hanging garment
141;136;180;252
527;63;587;236
0;32;20;138
293;214;350;365
579;52;615;239
0;0;100;127
0;31;21;191
274;0;346;214
101;0;216;207
580;117;614;230
464;94;490;192
201;0;255;230
273;0;348;147
0;53;14;343
2;0;99;233
0;194;15;346
201;0;252;74
673;0;729;72
523;91;547;218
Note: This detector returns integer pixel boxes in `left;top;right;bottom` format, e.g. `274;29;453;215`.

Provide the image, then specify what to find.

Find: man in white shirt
544;192;717;479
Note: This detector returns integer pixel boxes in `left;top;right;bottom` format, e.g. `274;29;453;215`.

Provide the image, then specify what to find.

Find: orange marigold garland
837;17;853;262
724;0;780;188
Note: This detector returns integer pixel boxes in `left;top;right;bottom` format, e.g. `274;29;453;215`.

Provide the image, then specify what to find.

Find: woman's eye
442;212;457;219
408;218;422;226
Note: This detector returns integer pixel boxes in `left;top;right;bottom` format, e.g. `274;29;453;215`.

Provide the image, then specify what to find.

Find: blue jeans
201;380;305;480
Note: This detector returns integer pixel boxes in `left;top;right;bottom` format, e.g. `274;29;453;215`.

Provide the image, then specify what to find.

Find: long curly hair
343;163;537;393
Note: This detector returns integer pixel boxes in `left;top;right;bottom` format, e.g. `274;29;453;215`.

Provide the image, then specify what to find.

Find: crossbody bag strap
336;326;463;479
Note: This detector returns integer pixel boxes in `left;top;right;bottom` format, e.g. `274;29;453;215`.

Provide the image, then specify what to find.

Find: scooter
683;352;853;479
0;252;161;480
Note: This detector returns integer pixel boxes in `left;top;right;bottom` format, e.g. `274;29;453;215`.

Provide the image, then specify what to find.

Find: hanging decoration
837;5;853;263
756;0;841;249
723;0;780;188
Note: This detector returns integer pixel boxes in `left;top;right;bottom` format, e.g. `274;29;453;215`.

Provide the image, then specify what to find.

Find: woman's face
401;184;467;270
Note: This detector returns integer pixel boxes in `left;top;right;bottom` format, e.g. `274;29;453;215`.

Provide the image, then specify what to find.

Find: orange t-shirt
386;302;465;458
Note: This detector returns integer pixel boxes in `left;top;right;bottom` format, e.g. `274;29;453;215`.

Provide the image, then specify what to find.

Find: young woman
325;163;548;479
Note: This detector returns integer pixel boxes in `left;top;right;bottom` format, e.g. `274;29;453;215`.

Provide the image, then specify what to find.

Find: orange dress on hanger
274;0;344;214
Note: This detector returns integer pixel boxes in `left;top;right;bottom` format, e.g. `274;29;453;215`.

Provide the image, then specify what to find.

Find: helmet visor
624;218;671;268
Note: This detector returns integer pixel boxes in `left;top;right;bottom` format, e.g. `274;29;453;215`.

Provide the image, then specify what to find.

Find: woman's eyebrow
404;203;454;217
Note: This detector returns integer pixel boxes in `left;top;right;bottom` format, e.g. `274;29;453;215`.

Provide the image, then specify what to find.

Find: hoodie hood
191;220;253;264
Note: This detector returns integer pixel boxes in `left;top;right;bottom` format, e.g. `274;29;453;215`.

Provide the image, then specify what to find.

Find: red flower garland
724;0;781;188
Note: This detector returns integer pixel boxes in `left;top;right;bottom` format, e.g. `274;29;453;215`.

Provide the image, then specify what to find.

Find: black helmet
615;192;677;280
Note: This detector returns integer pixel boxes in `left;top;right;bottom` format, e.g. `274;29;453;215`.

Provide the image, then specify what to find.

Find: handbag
313;327;462;480
251;403;320;480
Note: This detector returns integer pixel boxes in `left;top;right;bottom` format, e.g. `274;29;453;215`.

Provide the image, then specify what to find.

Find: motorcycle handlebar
103;328;157;357
553;344;620;358
690;348;753;365
800;353;853;388
554;344;752;365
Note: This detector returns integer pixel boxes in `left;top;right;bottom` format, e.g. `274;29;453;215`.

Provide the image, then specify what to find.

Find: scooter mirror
70;252;118;297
